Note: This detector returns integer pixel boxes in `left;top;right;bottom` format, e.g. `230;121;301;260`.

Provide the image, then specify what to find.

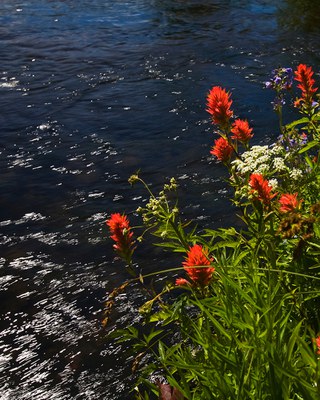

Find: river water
1;0;320;398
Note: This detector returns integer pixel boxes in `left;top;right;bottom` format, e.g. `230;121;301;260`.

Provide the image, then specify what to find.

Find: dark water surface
1;0;320;398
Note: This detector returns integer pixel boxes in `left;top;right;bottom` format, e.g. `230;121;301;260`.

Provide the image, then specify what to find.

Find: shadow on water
154;0;222;14
277;0;320;32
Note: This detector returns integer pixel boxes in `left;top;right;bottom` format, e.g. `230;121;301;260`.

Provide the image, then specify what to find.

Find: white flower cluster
289;168;304;181
231;144;304;184
232;145;285;176
268;178;279;190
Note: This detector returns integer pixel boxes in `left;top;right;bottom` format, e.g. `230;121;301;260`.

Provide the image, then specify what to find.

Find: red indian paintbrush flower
206;86;233;128
231;119;253;143
314;336;320;355
182;244;215;286
294;64;318;108
249;173;277;206
279;193;302;213
106;213;135;263
210;137;233;162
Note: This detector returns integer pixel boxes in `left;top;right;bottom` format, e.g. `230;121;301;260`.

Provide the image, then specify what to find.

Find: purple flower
265;67;293;111
265;67;293;92
277;131;308;152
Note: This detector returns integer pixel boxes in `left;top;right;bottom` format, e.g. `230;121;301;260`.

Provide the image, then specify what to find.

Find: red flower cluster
206;86;233;128
177;244;215;287
314;336;320;355
206;86;254;164
279;193;302;213
294;64;318;108
210;137;233;163
106;213;135;263
231;119;253;143
249;173;277;206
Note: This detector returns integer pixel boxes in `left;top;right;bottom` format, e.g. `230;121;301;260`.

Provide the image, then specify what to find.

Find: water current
1;0;320;398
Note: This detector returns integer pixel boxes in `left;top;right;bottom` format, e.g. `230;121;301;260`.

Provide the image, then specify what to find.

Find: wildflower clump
279;193;302;213
206;86;233;128
231;119;253;143
105;64;320;399
314;336;320;355
177;244;215;287
206;85;255;164
106;213;135;264
210;136;233;163
294;63;318;112
248;173;277;206
265;67;293;111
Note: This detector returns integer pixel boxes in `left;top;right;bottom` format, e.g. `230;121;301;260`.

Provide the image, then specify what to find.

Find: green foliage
105;65;320;399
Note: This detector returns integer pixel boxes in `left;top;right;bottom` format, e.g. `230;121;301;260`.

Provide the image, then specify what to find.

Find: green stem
137;177;156;199
277;106;284;135
167;216;190;251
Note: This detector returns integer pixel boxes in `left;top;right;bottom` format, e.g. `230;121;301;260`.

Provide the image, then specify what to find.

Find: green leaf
139;299;155;315
158;341;166;360
149;310;173;323
211;240;239;250
273;362;316;393
193;303;232;340
286;319;303;363
305;154;314;169
153;241;186;251
285;117;310;130
298;140;319;154
143;329;164;345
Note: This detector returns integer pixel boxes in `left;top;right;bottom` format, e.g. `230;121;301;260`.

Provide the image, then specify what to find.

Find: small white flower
289;168;303;181
268;179;278;189
254;164;269;174
258;155;269;164
273;157;286;172
271;145;284;155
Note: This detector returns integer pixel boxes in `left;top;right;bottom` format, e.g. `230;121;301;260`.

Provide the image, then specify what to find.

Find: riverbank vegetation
106;64;320;399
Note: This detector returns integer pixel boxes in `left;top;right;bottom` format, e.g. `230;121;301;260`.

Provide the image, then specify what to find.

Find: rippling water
1;0;320;398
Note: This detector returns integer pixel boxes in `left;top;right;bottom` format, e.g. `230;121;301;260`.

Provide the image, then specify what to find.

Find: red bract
206;86;233;128
175;277;190;286
182;244;215;286
314;336;320;355
231;119;253;143
249;173;277;206
210;137;233;163
294;64;318;108
279;193;302;213
106;213;135;263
